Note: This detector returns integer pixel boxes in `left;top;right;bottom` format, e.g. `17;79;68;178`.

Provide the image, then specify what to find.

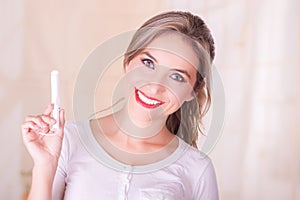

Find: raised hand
21;104;65;166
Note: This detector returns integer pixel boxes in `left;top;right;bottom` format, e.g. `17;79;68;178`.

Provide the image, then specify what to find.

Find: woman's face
124;33;199;122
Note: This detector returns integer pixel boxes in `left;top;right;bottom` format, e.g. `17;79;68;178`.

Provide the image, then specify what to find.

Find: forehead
145;33;199;69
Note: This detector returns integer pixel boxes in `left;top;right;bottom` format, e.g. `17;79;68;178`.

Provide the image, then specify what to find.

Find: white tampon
51;70;60;130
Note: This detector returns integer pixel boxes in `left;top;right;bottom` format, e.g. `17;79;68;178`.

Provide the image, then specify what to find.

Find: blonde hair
124;11;215;148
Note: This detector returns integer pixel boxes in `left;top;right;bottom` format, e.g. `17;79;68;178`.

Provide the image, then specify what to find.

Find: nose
144;82;166;95
141;64;170;94
149;67;169;94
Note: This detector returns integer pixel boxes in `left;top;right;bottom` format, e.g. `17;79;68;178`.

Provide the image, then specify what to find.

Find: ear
123;61;132;73
123;64;128;72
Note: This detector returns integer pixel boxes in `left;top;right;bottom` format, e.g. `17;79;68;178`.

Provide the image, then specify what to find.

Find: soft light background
0;0;299;199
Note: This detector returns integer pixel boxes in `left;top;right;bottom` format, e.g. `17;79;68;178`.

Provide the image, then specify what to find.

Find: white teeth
137;90;160;105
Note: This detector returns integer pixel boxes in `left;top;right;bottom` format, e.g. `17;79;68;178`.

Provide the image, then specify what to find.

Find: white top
52;120;219;200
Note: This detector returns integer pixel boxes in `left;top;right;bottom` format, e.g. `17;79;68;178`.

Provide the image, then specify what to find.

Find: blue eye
170;73;186;82
141;58;155;70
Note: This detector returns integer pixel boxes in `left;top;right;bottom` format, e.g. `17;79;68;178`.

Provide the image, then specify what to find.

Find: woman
21;11;219;200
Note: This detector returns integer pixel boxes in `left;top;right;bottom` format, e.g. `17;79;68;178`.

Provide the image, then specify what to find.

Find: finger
25;115;48;128
41;115;56;125
37;127;53;136
43;104;54;116
21;121;39;135
39;125;51;133
57;108;65;137
22;121;51;135
21;123;37;144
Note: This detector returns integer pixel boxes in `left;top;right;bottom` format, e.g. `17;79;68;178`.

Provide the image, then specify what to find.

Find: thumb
57;108;65;137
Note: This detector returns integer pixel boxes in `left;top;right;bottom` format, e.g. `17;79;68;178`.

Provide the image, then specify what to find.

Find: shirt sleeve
192;159;219;200
52;158;66;200
52;124;71;200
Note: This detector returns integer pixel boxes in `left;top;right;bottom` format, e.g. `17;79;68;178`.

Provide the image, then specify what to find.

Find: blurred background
0;0;299;199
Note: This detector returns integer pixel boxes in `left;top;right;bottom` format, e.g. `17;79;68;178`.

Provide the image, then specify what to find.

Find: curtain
166;0;300;199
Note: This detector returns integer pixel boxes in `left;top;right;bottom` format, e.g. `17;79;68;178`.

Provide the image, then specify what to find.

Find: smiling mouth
135;88;164;109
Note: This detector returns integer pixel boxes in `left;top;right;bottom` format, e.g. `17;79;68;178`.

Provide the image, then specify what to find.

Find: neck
113;106;168;139
92;114;175;154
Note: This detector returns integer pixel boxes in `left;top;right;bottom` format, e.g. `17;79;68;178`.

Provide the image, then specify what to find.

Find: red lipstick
135;88;164;109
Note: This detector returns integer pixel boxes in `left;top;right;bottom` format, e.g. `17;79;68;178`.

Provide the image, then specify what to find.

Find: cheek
125;63;159;89
164;89;191;116
166;81;194;103
167;87;193;106
125;59;139;71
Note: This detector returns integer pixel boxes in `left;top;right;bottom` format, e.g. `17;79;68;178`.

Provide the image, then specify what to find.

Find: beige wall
1;0;299;199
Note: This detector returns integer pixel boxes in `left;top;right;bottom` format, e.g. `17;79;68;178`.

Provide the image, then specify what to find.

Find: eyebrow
141;51;158;63
172;69;191;79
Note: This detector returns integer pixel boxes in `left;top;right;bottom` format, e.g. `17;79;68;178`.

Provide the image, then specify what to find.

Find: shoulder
179;142;219;199
183;145;216;182
175;138;218;196
178;139;213;173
